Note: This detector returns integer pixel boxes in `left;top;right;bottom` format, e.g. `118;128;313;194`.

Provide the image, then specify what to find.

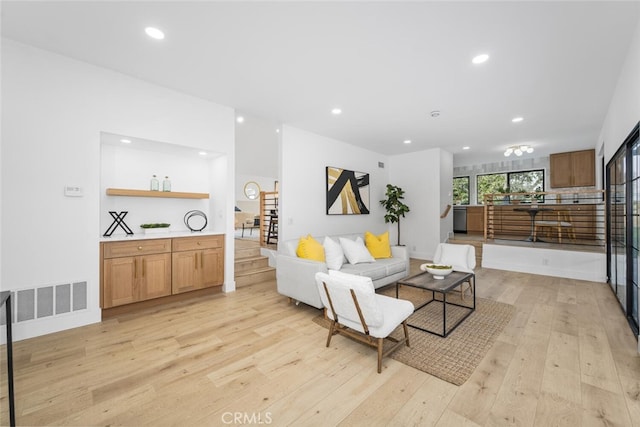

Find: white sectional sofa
276;233;410;309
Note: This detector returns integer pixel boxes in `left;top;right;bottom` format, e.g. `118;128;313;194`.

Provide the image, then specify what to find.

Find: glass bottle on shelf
163;176;171;192
150;175;159;191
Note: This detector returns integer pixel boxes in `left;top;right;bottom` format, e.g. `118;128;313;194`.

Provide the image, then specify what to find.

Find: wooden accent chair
315;271;414;373
534;210;575;243
432;243;476;300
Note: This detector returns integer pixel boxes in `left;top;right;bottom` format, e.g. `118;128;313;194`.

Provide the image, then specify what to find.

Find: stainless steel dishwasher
453;206;467;233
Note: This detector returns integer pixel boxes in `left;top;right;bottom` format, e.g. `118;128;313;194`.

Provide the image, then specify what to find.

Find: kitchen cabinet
172;235;224;294
466;207;484;233
550;149;595;188
102;239;172;308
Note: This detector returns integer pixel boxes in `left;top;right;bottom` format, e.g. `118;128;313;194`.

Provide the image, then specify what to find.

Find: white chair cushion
323;236;344;270
434;243;475;273
315;270;384;327
329;294;414;338
340;236;375;264
328;270;383;327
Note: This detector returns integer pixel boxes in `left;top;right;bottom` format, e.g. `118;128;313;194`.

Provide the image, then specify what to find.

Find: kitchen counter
100;230;224;242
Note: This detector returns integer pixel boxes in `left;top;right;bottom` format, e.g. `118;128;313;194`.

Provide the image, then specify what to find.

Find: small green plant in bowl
140;223;171;228
420;263;453;279
140;223;171;234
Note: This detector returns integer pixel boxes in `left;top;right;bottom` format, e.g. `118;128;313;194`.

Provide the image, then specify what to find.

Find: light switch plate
64;186;83;197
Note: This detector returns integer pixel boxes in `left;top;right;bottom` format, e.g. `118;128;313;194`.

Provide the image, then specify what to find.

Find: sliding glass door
606;122;639;335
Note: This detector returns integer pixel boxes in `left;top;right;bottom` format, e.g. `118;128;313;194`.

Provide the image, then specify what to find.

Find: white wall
600;18;640;163
279;126;389;242
100;142;218;235
388;148;453;260
1;39;235;341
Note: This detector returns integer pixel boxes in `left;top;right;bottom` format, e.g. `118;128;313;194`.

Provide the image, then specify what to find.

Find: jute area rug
313;285;514;386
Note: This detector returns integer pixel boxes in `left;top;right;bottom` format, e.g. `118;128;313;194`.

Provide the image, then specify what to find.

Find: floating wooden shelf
106;188;209;199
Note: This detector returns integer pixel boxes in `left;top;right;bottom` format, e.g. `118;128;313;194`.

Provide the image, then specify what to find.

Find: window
477;169;545;204
453;176;470;205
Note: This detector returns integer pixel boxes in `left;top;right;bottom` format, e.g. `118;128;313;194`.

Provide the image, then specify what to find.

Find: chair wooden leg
403;321;410;347
326;321;335;347
377;338;384;373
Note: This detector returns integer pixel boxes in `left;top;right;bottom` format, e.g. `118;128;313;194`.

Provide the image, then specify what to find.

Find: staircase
234;239;276;287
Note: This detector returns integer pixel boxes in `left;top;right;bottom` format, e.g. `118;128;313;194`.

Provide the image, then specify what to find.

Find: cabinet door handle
134;258;137;279
142;259;146;277
201;251;204;268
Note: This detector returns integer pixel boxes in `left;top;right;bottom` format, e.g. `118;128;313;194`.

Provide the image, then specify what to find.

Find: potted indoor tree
379;184;410;246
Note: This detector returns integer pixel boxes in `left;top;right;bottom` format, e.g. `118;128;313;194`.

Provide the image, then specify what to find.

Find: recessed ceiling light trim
120;139;131;144
472;54;489;64
512;117;524;123
403;140;412;144
462;146;470;150
236;116;244;123
331;108;342;115
145;27;165;40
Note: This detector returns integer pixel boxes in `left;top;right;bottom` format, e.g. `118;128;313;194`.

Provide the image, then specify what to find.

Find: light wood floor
1;261;639;426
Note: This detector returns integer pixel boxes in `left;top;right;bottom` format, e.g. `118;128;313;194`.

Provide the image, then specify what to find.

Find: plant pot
142;227;171;234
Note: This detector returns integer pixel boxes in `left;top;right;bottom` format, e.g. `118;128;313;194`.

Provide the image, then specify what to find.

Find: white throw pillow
323;236;344;270
339;236;375;264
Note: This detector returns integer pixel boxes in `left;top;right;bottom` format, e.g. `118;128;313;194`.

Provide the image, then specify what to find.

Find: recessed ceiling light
512;117;524;123
403;140;412;144
463;146;470;150
145;27;165;40
236;116;244;123
430;110;441;118
331;108;342;115
199;151;207;156
275;128;280;133
120;139;131;144
472;54;489;64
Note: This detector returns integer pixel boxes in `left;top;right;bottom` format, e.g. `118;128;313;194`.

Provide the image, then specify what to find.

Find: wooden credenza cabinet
550;149;595;188
172;235;224;294
101;234;224;311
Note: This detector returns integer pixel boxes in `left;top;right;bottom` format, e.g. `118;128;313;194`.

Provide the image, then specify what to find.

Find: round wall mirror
244;181;261;200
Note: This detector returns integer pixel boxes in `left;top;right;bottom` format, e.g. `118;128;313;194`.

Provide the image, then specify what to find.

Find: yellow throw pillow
365;231;392;259
296;235;325;262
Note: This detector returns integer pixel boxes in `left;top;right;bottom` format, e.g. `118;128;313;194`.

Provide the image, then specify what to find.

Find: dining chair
535;210;575;243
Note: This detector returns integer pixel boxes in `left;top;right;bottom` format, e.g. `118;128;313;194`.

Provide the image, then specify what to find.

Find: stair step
235;256;270;273
235;247;261;259
235;267;276;287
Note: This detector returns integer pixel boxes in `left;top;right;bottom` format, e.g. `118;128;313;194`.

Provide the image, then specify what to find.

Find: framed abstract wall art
326;166;370;215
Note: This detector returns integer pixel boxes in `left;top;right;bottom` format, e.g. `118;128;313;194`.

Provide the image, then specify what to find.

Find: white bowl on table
420;263;453;279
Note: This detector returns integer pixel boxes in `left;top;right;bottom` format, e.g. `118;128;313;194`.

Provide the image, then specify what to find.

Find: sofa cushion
365;231;392;259
340;236;375;264
323;236;344;270
296;235;325;262
340;263;388;281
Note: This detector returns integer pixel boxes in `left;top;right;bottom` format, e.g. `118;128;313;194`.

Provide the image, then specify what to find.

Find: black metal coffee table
396;270;475;337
